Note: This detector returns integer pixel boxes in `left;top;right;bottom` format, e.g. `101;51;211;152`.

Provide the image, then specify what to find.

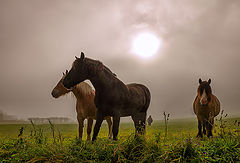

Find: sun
132;32;161;58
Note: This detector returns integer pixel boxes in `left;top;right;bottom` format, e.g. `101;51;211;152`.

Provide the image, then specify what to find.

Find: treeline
0;110;74;124
0;110;17;122
28;117;74;124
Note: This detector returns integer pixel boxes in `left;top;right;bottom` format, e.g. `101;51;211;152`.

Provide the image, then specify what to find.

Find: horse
63;52;151;141
193;78;220;138
51;70;113;140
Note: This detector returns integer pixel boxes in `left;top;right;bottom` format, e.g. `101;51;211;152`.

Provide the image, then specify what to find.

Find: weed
163;111;170;141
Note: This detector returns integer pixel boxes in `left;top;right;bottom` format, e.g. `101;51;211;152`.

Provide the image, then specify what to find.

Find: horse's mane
103;65;117;77
73;57;116;77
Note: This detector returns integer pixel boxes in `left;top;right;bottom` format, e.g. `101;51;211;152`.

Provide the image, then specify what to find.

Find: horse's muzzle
200;98;208;106
51;90;60;98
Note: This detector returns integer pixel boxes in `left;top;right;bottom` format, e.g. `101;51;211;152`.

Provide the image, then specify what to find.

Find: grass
0;117;239;162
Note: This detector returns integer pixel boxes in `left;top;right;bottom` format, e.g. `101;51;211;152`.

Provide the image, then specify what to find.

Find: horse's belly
118;111;131;117
211;96;220;116
196;109;211;121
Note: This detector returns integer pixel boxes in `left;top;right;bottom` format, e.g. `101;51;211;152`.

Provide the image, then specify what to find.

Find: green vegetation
0;117;239;162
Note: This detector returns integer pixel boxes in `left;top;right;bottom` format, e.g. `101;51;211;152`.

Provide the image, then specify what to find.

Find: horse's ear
199;78;202;84
75;56;79;60
62;72;65;75
80;52;85;60
65;70;68;74
208;79;211;84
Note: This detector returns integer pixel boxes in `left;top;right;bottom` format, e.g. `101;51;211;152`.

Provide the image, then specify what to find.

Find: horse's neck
89;69;120;92
71;86;85;99
89;72;106;91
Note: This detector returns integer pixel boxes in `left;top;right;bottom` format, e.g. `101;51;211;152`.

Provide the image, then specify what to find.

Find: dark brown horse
63;52;151;141
193;78;220;137
51;70;112;140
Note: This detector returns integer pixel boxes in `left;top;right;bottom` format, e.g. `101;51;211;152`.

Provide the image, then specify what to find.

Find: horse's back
126;83;151;112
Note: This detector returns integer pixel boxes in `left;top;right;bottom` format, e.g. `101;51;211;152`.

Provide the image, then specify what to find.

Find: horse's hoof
196;134;203;138
87;136;91;141
207;135;213;138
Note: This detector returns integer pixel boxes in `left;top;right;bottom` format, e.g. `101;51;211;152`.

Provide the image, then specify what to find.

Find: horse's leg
87;118;93;141
92;111;104;141
131;115;138;134
132;115;137;130
77;115;84;140
207;118;213;138
138;112;146;135
112;115;120;141
203;119;207;135
197;120;203;138
106;117;113;139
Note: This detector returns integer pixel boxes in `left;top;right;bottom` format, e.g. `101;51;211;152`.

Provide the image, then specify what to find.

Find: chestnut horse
63;52;151;141
193;78;220;137
51;70;112;140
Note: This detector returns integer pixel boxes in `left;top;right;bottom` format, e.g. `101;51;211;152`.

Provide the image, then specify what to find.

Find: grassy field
0;116;239;162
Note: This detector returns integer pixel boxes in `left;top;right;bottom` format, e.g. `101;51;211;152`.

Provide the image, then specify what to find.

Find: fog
0;0;240;120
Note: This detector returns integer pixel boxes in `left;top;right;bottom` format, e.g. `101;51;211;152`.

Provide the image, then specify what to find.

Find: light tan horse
193;78;220;137
51;70;112;140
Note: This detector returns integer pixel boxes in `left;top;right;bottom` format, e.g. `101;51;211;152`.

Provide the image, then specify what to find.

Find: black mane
198;81;212;96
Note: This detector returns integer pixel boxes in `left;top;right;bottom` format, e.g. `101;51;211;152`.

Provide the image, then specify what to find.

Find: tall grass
163;111;170;138
0;117;239;162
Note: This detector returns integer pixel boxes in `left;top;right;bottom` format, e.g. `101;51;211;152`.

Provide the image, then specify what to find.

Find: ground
0;116;239;162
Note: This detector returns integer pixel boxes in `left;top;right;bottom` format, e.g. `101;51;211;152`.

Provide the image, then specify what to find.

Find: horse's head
63;52;101;89
63;52;117;89
63;52;89;89
51;70;71;98
197;78;212;106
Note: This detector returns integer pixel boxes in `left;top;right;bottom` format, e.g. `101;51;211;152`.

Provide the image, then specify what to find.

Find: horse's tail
140;85;151;113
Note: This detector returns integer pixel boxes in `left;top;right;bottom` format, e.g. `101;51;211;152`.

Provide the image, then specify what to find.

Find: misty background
0;0;239;121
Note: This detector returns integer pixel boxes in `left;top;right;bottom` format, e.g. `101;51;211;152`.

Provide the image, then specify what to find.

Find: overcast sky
0;0;240;121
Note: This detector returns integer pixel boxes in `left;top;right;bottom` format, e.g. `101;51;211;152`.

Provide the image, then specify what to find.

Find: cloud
0;0;239;120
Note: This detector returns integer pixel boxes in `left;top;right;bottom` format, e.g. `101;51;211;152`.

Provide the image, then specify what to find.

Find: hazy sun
132;32;161;58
